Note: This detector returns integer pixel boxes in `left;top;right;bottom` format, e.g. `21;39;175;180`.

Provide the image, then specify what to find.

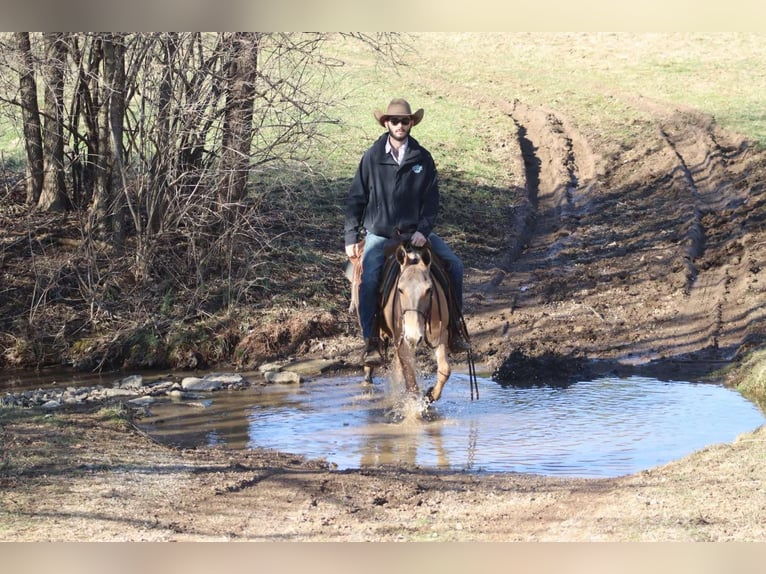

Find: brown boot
450;333;472;353
362;338;383;366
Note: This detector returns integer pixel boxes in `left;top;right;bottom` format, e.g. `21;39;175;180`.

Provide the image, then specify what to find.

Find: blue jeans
358;232;464;339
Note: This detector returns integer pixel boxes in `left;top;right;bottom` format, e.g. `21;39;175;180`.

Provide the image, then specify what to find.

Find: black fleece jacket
344;132;439;246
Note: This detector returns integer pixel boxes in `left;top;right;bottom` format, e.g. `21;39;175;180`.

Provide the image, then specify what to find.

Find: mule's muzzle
404;332;423;348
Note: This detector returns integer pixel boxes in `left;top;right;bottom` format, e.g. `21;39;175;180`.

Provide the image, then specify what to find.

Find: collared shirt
385;136;409;165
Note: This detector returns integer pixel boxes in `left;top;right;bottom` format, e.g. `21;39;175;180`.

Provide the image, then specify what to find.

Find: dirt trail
470;94;766;382
650;104;765;359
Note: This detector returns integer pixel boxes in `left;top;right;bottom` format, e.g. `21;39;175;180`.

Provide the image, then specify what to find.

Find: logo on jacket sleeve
412;164;423;174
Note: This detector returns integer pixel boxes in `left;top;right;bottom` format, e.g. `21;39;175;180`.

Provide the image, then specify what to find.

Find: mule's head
396;246;433;348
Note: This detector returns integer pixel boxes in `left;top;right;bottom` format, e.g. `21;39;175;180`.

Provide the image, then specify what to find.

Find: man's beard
388;127;409;142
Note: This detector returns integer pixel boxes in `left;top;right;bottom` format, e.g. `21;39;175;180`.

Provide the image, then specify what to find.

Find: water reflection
149;386;303;449
351;419;450;469
134;373;765;478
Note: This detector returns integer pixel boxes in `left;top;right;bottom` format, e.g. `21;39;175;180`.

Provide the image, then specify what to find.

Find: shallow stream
132;372;764;478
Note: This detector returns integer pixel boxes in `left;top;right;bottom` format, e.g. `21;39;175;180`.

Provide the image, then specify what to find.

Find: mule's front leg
362;365;374;386
426;344;451;404
396;343;419;396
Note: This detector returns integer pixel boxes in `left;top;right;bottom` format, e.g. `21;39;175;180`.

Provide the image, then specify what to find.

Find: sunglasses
387;117;411;126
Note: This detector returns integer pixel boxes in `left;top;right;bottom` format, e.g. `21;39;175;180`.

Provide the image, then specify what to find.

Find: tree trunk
90;33;126;245
147;32;178;234
38;32;68;212
69;35;102;209
90;36;112;236
219;32;259;207
108;34;127;247
14;32;44;205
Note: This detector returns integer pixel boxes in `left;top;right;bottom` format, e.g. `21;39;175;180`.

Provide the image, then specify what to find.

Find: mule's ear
396;244;408;266
420;247;432;267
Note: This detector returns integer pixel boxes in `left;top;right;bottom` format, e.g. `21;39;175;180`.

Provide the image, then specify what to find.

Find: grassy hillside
316;31;766;273
320;31;766;254
326;33;766;152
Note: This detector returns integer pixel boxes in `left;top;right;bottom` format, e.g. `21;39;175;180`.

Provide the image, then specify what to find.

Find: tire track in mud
470;98;615;366
466;98;597;358
639;101;759;357
499;99;596;274
613;89;766;365
659;125;706;293
655;109;746;292
457;88;766;369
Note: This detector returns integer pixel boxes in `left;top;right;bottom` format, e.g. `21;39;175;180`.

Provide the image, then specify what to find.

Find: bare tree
38;32;68;212
219;32;259;208
68;33;102;209
145;31;178;234
90;33;127;245
0;31;406;369
14;32;44;205
1;31;405;295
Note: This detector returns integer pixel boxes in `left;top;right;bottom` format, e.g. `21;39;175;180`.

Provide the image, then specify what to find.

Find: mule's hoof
424;388;435;405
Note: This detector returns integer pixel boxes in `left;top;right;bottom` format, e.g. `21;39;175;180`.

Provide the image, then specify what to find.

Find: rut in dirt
624;97;766;358
483;95;766;371
500;99;595;274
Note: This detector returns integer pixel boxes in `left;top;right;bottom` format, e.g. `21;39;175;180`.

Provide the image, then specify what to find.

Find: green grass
0;406;29;428
324;33;766;153
0;406;66;428
255;32;766;289
96;405;131;427
318;33;766;245
3;33;765;173
0;114;24;170
5;33;764;193
728;348;766;407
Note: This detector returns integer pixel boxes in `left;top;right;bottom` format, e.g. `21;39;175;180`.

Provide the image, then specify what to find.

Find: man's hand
411;231;427;247
346;243;360;259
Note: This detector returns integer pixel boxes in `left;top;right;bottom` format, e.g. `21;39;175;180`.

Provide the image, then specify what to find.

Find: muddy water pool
132;373;765;478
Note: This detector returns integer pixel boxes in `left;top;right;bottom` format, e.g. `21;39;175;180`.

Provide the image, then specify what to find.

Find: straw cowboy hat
373;98;424;127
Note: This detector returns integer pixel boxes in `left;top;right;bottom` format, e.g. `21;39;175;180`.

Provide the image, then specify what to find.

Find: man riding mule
347;237;475;403
344;98;471;370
